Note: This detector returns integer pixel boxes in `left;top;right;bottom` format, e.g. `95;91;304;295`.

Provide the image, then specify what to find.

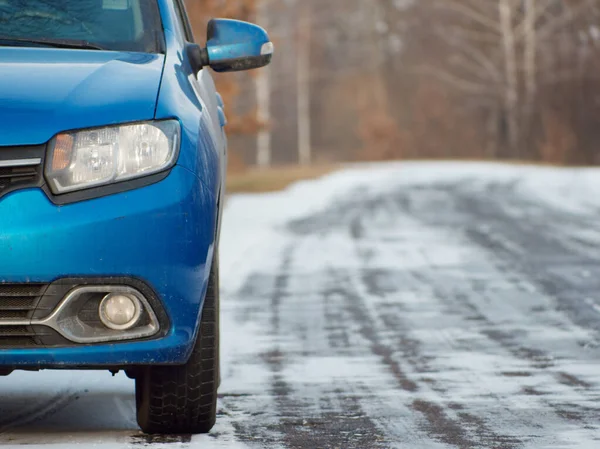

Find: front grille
0;337;37;348
0;310;29;319
0;283;47;320
0;145;45;198
0;284;47;348
0;165;42;197
0;326;37;347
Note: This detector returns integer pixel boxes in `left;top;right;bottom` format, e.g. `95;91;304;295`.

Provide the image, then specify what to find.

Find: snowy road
2;163;600;448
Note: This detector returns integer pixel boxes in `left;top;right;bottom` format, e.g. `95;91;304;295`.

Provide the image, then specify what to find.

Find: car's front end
0;27;218;371
0;0;272;434
0;156;216;371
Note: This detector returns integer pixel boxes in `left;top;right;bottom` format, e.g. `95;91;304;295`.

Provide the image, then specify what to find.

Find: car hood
0;48;165;146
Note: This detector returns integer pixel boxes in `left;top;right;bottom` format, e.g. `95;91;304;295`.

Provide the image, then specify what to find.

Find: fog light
99;293;142;331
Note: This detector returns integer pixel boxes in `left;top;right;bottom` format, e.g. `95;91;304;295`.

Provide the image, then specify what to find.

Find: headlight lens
45;120;180;194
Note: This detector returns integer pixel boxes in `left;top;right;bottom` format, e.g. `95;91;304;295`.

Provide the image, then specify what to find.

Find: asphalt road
1;164;600;448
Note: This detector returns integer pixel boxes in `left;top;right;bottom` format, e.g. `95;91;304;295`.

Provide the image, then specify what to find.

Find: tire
135;253;220;434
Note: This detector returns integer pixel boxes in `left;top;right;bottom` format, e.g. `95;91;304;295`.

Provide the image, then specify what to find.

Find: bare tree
499;0;520;153
183;0;600;166
404;0;599;157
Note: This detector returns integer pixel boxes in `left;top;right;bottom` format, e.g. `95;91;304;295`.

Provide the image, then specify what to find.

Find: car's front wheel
135;254;220;434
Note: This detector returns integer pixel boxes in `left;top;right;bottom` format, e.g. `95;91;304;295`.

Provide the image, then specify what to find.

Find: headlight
45;120;180;194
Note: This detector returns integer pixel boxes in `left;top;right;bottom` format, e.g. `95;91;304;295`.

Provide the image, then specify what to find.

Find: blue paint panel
0;48;164;146
0;165;217;366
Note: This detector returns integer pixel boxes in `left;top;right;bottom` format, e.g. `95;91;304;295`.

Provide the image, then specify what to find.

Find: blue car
0;0;272;435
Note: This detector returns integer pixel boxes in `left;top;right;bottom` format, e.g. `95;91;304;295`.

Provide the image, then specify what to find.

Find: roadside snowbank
222;161;600;294
223;161;600;235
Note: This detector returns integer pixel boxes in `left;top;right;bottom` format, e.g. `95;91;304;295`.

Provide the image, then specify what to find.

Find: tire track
263;243;391;449
288;192;528;448
0;389;82;433
222;239;394;448
221;168;600;448
387;181;600;443
286;179;600;447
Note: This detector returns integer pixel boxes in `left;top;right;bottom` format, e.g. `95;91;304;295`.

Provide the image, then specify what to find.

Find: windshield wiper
0;36;105;50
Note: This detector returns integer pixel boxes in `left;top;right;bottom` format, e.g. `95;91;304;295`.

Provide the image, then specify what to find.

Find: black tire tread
136;254;220;434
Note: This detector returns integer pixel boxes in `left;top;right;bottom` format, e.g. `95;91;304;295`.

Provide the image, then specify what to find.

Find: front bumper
0;166;217;367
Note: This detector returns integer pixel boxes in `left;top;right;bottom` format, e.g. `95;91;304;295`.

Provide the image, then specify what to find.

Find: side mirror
203;19;273;73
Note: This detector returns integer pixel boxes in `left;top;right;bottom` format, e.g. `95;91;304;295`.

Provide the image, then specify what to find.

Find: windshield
0;0;164;53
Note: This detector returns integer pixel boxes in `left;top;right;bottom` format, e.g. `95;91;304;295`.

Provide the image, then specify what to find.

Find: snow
225;162;600;231
218;162;600;448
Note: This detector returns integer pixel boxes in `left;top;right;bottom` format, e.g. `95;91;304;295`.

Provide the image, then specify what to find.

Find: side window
173;0;195;42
